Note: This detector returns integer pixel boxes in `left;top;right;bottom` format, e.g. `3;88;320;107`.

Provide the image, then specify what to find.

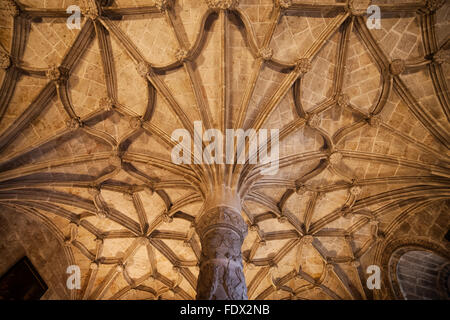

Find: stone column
195;190;248;300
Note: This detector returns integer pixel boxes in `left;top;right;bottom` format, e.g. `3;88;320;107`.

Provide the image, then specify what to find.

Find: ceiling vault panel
0;0;448;300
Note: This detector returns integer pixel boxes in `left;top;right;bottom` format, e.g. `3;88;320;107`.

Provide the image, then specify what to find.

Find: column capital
196;206;248;240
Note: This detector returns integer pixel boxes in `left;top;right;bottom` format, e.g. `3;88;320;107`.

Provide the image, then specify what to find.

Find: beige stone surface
0;0;448;300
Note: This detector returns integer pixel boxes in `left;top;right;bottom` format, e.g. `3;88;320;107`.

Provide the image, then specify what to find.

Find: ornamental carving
129;116;143;129
205;0;239;10
162;213;174;223
295;185;308;195
109;156;122;168
307;113;320;128
259;47;273;61
88;186;101;196
351;260;360;268
66;117;82;130
196;229;247;299
81;0;100;20
389;59;406;75
329;152;343;166
295;58;311;74
175;49;188;62
301;235;314;244
368;114;382;127
426;0;445;12
155;0;172;12
46;65;61;81
350;186;362;196
337;94;349;108
0;52;10;69
324;262;333;271
4;0;19;17
348;0;371;16
433;49;449;65
136;61;150;78
1;0;447;303
90;262;99;270
99;97;114;111
276;0;292;9
196;206;248;240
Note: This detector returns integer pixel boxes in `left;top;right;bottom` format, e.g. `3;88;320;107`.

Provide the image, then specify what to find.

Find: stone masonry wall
0;207;70;299
397;250;449;300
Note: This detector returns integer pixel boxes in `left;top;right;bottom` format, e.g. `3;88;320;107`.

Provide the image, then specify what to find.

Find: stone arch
380;237;450;299
396;250;449;300
0;205;76;299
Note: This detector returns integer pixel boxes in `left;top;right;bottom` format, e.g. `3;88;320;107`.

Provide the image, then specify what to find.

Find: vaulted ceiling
0;0;449;300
